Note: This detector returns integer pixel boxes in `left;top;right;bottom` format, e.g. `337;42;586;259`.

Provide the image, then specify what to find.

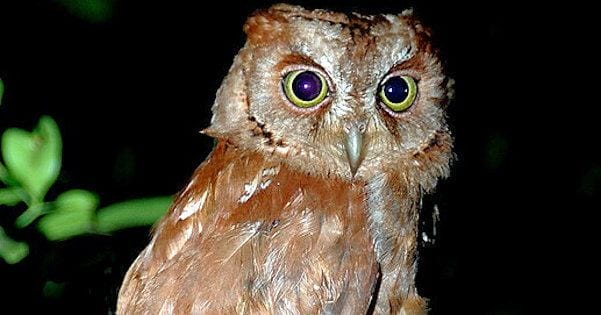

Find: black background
0;0;595;313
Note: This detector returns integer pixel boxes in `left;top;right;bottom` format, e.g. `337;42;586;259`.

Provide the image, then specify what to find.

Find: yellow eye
378;75;417;112
282;70;328;108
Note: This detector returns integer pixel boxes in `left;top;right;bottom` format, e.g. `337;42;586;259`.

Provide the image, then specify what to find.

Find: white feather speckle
238;181;258;203
238;166;280;203
159;300;174;315
166;223;193;260
262;167;278;177
179;188;209;221
260;179;272;190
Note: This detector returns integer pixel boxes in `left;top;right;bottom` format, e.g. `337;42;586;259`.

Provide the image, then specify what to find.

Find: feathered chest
118;143;383;313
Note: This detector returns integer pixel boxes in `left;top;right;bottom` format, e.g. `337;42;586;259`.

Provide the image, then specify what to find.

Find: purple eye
292;71;322;101
383;76;409;103
378;75;418;112
283;70;328;108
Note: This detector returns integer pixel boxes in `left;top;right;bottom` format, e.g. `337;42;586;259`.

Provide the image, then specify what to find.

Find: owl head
204;4;453;190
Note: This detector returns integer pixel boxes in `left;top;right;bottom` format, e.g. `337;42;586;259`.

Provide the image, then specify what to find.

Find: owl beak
344;122;365;177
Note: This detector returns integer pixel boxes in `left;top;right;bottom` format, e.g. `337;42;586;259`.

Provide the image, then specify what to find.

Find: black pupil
383;76;409;103
292;71;322;101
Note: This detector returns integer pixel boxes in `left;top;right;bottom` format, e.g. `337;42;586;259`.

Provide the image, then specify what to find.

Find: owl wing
117;142;378;314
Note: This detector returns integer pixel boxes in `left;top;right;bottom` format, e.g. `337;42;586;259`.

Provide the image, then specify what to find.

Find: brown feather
118;142;379;313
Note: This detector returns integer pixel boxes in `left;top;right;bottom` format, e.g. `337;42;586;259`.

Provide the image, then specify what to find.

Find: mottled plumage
118;4;453;314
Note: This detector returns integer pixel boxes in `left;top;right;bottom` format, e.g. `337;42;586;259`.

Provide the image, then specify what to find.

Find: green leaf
1;116;62;201
55;189;98;213
0;226;29;264
37;189;98;241
0;77;4;106
96;196;172;233
0;187;23;206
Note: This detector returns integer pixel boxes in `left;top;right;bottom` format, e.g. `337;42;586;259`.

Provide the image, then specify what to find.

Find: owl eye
378;75;417;112
283;70;328;108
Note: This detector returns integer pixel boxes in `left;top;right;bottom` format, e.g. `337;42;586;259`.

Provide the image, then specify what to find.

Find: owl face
206;5;451;183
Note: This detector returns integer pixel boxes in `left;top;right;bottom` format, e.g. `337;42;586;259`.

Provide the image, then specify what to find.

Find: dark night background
0;0;595;314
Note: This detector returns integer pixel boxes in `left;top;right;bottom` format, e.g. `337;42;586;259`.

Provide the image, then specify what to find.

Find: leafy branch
0;114;172;264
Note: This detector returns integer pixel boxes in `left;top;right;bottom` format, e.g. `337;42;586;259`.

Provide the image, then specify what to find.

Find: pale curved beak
344;122;365;177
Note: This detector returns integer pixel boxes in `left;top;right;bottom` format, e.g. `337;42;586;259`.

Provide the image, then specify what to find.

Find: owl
117;4;453;314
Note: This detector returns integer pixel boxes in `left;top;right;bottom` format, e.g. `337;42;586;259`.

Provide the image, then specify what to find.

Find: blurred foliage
0;226;29;264
37;189;98;241
42;280;66;299
0;116;172;264
97;197;173;233
57;0;115;23
2;116;61;211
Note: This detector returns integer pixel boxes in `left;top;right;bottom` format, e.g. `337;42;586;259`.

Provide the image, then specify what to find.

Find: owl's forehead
261;15;416;80
290;15;414;54
244;6;421;70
